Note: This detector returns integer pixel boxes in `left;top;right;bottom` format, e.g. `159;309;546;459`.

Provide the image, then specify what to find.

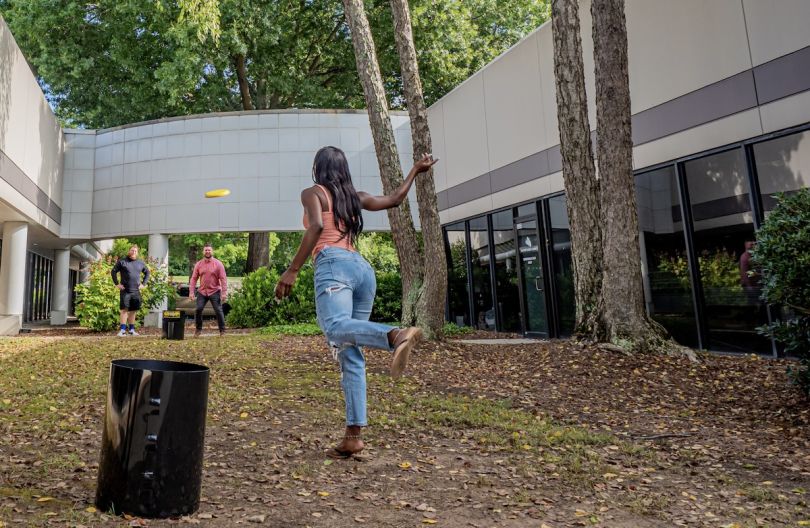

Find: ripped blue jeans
314;246;394;426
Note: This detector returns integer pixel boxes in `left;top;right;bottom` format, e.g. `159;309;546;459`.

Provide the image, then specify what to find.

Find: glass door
514;216;549;336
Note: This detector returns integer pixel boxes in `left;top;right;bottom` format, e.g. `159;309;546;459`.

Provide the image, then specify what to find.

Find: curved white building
63;111;414;241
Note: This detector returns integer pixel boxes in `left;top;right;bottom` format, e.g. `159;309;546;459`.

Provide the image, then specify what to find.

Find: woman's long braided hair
312;146;364;244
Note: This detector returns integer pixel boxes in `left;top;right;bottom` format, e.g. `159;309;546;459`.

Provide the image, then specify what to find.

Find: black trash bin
96;359;209;518
161;310;186;340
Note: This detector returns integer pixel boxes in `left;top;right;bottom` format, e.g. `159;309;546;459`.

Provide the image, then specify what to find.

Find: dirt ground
0;330;807;527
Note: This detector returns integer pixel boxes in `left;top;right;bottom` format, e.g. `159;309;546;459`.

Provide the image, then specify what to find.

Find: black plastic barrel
161;310;186;340
96;359;209;518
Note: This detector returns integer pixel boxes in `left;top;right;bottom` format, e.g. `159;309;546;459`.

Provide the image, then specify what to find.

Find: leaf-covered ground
0;330;807;527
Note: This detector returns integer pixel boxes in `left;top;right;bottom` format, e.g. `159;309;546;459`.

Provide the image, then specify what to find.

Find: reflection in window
753;130;810;213
635;166;698;346
445;222;470;326
548;195;574;336
684;148;770;353
516;203;536;217
469;216;495;330
491;210;521;332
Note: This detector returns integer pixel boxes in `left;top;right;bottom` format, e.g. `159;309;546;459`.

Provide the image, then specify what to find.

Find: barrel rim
111;358;209;373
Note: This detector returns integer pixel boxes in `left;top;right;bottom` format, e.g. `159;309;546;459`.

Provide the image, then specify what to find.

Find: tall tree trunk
342;0;424;324
551;0;604;337
389;0;446;338
592;0;683;354
235;53;270;272
245;232;270;272
234;53;253;111
187;244;199;279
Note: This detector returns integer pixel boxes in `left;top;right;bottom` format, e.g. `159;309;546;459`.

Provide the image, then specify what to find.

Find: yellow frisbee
205;188;231;198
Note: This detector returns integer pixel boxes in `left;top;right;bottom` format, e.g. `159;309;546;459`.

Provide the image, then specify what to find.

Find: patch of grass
387;394;613;451
625;493;672;517
513;489;532;504
740;485;780;503
256;323;322;336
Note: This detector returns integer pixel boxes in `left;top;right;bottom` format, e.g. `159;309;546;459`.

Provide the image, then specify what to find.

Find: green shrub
74;256;174;331
443;322;473;337
357;232;400;273
228;263;403;328
226;266;316;328
752;189;810;396
372;271;402;323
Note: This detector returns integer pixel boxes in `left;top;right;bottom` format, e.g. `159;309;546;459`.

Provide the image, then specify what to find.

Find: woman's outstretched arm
274;187;324;299
358;154;438;211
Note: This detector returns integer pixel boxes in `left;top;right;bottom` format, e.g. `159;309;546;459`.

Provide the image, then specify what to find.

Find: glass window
548;195;575;336
445;222;470;326
491;210;521;332
684;148;770;353
516;202;536;217
753;129;810;214
469;216;495;330
635;166;698;347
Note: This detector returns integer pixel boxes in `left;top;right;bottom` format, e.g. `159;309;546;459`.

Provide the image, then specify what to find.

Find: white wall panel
442;75;491;188
70;112;413;236
626;0;751;113
743;0;810;66
483;31;547;169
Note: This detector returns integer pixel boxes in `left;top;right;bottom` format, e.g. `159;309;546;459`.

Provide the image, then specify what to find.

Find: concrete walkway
456;338;541;345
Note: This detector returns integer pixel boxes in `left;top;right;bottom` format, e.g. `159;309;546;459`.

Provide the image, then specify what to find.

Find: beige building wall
742;0;810;66
441;75;490;189
625;0;751;114
0;16;64;237
431;0;810;225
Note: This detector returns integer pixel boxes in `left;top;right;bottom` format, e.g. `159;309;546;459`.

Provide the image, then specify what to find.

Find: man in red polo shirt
189;242;228;337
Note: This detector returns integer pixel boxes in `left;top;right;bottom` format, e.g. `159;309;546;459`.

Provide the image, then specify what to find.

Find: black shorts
119;291;142;311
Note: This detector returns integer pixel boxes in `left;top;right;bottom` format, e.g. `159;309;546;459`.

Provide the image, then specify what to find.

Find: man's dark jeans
196;290;225;331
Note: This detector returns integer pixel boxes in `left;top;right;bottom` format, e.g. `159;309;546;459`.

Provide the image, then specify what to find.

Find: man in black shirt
111;245;150;336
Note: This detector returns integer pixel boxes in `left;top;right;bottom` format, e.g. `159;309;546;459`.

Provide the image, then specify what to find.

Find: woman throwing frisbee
274;145;438;459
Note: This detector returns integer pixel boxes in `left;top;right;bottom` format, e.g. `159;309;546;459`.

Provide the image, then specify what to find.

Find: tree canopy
0;0;549;128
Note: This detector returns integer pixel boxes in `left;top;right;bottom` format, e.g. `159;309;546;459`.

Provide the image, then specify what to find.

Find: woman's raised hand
413;153;439;174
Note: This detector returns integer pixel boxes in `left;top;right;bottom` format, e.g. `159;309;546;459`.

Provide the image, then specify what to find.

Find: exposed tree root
582;314;701;363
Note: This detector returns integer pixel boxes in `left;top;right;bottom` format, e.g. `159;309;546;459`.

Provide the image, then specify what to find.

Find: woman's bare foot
390;326;423;379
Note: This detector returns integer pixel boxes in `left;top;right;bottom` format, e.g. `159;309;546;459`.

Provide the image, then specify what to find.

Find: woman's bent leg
316;284;393;351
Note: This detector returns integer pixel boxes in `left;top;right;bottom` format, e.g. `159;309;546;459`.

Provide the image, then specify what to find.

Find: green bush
74;256;174;331
752;189;810;396
357;232;400;273
226;266;316;328
443;322;474;337
372;271;402;323
228;263;402;328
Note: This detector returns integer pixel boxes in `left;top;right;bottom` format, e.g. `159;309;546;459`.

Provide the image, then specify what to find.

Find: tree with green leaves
0;0;548;127
341;0;425;331
1;0;548;331
388;0;446;335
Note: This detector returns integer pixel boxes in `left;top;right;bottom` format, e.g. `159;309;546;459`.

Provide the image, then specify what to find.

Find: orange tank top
303;184;356;259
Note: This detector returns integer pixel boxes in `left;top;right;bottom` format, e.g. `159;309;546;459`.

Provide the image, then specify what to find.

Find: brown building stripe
0;150;62;224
